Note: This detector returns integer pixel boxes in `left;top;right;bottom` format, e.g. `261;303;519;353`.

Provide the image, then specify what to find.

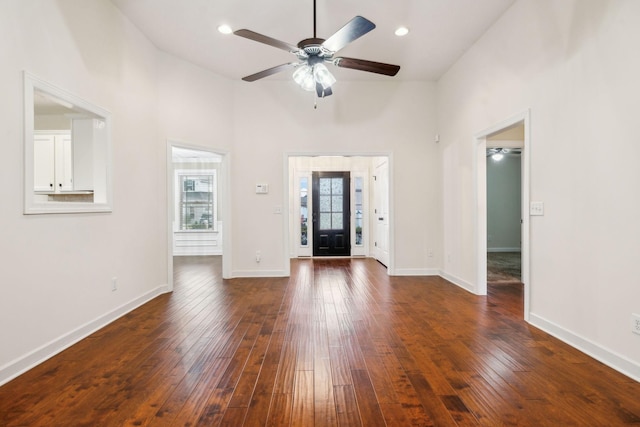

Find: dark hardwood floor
1;256;639;426
487;252;521;284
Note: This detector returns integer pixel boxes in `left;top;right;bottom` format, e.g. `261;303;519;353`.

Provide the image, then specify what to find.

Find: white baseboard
529;313;640;383
0;284;170;387
173;250;222;256
438;270;476;293
487;247;521;253
231;269;289;278
392;268;440;276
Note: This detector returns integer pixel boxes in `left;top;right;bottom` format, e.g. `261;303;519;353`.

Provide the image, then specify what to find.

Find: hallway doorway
475;111;530;320
167;142;231;290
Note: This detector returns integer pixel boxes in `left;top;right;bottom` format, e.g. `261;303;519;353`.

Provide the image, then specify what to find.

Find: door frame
166;140;232;291
284;152;394;275
474;110;531;320
372;158;390;267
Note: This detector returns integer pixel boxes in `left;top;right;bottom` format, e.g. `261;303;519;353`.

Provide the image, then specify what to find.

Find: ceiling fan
487;148;522;161
233;0;401;98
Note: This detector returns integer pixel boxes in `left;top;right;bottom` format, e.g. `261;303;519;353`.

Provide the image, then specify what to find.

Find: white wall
0;0;166;384
487;155;521;251
231;81;441;276
157;53;234;151
438;0;640;378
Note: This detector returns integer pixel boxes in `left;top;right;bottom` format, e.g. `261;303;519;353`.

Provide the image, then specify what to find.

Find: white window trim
174;169;218;233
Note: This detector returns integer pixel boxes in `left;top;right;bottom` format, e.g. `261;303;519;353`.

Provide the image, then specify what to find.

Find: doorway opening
167;142;231;291
287;155;392;271
486;139;522;284
475;111;530;320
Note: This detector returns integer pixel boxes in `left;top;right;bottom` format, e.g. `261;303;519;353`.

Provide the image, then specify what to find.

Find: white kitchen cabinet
34;131;73;192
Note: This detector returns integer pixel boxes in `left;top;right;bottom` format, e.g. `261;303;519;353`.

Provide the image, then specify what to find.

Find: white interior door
373;159;389;266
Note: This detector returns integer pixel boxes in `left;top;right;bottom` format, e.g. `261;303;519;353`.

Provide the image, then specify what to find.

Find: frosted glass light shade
293;65;315;91
313;63;336;89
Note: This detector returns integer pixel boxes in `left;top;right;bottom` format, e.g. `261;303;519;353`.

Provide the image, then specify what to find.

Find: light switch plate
530;201;544;216
255;184;268;194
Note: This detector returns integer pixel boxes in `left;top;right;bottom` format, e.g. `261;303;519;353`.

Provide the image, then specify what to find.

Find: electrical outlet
427;249;433;258
632;313;640;335
256;250;261;263
111;277;118;292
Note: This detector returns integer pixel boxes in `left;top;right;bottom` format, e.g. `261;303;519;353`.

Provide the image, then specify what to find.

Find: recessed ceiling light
217;24;233;35
395;26;409;37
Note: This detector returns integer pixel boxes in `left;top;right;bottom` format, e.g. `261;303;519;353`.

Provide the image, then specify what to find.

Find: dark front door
312;171;350;256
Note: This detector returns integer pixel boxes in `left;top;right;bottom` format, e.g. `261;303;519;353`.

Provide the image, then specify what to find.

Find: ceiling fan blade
241;63;296;82
234;29;300;53
334;57;400;76
322;16;375;53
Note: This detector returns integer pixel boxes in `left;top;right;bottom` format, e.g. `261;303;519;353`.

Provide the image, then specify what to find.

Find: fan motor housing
298;38;325;48
298;38;329;58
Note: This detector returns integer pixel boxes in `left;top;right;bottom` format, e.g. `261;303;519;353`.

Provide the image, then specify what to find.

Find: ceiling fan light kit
487;148;522;161
293;62;336;94
292;65;315;91
313;63;336;88
233;0;400;101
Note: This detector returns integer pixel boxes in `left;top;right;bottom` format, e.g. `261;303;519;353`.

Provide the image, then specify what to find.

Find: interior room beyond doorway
167;143;230;289
486;139;522;284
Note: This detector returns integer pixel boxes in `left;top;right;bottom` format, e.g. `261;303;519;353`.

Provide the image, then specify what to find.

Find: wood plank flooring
1;256;639;426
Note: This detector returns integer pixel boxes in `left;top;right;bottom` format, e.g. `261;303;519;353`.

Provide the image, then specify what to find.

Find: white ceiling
110;0;516;82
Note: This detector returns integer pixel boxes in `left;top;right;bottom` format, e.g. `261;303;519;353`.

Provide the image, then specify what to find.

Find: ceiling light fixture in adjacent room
489;147;507;161
487;147;522;161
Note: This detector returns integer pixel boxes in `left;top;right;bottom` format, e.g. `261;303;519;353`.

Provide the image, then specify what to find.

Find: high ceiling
110;0;516;82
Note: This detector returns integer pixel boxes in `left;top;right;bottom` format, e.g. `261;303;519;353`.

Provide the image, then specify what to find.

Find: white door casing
373;159;390;267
